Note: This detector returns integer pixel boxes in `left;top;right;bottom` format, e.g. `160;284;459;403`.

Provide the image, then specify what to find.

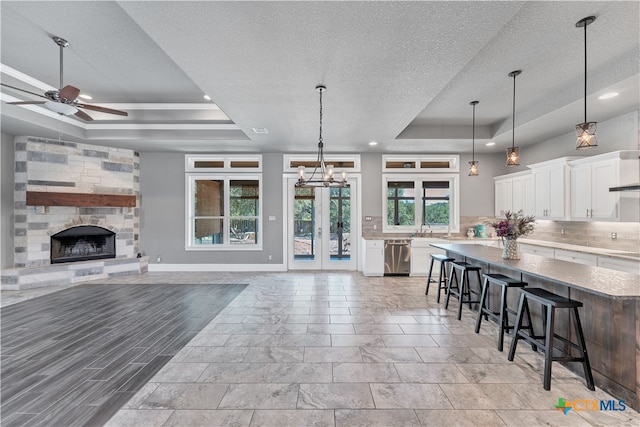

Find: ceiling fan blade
0;83;47;99
74;109;93;121
7;101;46;105
77;103;128;116
58;85;80;101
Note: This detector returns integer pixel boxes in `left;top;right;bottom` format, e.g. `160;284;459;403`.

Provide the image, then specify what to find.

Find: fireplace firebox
50;226;116;264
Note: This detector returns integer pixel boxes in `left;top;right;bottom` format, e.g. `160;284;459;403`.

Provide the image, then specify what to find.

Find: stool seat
518;288;583;308
508;287;594;392
425;254;455;303
445;261;483;320
475;273;532;352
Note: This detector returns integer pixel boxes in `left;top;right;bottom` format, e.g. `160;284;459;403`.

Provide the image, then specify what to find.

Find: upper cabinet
528;157;580;220
494;171;533;217
569;151;640;222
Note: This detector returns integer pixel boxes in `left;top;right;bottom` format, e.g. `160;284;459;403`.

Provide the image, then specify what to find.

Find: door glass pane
329;186;350;260
294;187;316;259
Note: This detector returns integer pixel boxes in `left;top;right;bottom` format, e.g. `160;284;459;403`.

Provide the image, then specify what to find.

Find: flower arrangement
488;210;535;239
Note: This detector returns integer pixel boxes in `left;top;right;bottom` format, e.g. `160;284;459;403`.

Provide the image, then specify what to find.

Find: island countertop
430;243;640;299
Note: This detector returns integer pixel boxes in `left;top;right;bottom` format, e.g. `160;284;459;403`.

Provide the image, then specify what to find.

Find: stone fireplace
1;136;147;290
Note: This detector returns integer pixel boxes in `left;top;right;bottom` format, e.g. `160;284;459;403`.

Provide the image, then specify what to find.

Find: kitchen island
431;243;640;410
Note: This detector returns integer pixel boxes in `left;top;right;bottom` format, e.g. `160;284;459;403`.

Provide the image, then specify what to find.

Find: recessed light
598;92;619;100
368;141;378;146
203;94;211;101
79;94;92;100
252;128;268;134
485;141;496;146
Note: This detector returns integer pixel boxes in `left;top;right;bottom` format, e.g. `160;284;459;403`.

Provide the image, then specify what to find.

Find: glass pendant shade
506;147;520;166
576;121;597;149
468;160;479;176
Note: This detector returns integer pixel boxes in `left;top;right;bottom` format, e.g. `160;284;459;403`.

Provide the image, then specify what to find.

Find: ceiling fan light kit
1;36;128;121
296;85;347;188
575;16;598;149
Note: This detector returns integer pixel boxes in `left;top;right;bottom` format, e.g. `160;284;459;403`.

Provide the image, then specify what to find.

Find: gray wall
1;132;15;268
138;152;284;264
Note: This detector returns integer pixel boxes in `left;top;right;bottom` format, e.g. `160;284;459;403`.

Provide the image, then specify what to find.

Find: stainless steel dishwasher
384;239;411;276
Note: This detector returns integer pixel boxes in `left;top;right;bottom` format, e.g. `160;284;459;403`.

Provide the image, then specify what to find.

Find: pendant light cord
511;73;516;150
472;103;475;161
583;21;588;123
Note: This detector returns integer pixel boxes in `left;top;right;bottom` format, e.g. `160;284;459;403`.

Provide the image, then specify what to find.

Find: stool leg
523;299;537;352
475;270;483;312
543;305;554;391
474;276;489;334
444;268;457;310
497;285;508;352
436;262;446;303
571;307;595;391
456;270;467;320
507;292;526;362
425;258;435;295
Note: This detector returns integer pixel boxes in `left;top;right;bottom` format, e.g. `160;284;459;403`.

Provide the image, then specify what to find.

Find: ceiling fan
1;36;128;121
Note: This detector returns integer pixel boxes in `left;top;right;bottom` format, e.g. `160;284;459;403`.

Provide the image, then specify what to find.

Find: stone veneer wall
13;136;140;268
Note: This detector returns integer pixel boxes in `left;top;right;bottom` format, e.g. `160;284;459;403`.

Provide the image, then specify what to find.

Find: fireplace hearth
50;226;116;264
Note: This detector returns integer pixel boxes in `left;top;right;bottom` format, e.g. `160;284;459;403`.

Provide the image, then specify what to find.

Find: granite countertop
519;238;640;261
431;243;640;299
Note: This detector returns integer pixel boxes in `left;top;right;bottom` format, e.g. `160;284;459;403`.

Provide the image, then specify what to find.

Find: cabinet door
522;174;535;216
591;161;617;219
533;169;549;218
495;180;508;217
363;240;384;276
570;164;592;220
512;176;528;214
547;166;565;218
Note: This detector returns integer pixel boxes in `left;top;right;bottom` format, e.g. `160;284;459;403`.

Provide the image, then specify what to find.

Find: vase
502;236;520;259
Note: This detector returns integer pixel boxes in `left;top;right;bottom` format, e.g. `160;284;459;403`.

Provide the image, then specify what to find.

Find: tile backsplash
362;214;640;251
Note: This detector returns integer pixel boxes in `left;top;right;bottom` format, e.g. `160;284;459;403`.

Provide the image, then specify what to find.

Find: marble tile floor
2;271;639;427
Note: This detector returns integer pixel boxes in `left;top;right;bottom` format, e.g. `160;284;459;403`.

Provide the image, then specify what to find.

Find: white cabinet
569;151;640;222
410;238;445;276
361;238;384;276
494;171;533;217
554;249;598;266
529;157;580;220
597;256;640;275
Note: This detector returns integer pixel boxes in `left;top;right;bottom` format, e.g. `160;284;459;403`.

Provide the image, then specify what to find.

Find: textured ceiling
1;1;638;154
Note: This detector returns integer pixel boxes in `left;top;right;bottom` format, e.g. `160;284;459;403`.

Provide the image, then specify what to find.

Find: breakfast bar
431;243;640;410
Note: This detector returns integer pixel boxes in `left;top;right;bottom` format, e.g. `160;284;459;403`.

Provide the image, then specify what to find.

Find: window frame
186;173;263;251
382;173;460;234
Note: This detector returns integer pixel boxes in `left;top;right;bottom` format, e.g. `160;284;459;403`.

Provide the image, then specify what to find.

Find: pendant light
506;70;521;166
468;100;479;176
575;16;597;149
296;85;347;188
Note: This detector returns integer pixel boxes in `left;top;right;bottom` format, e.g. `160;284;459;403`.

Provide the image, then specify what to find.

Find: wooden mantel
26;192;136;208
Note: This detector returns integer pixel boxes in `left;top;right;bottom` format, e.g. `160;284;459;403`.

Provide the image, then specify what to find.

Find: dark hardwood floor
1;282;247;427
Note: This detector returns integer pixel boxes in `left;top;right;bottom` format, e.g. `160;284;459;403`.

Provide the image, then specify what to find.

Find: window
387;181;416;226
382;174;459;233
186;156;262;250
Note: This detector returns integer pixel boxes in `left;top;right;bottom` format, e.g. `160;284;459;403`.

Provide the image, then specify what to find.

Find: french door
287;177;357;270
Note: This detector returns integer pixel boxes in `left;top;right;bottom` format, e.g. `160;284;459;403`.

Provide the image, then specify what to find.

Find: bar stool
425;254;455;303
475;273;534;351
507;287;595;391
445;261;482;320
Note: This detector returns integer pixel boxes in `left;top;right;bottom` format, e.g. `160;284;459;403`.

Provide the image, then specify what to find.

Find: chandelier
506;70;522;166
468;100;479;176
296;85;347;188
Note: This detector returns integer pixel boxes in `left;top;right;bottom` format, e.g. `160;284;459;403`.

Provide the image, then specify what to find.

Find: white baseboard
149;263;287;272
